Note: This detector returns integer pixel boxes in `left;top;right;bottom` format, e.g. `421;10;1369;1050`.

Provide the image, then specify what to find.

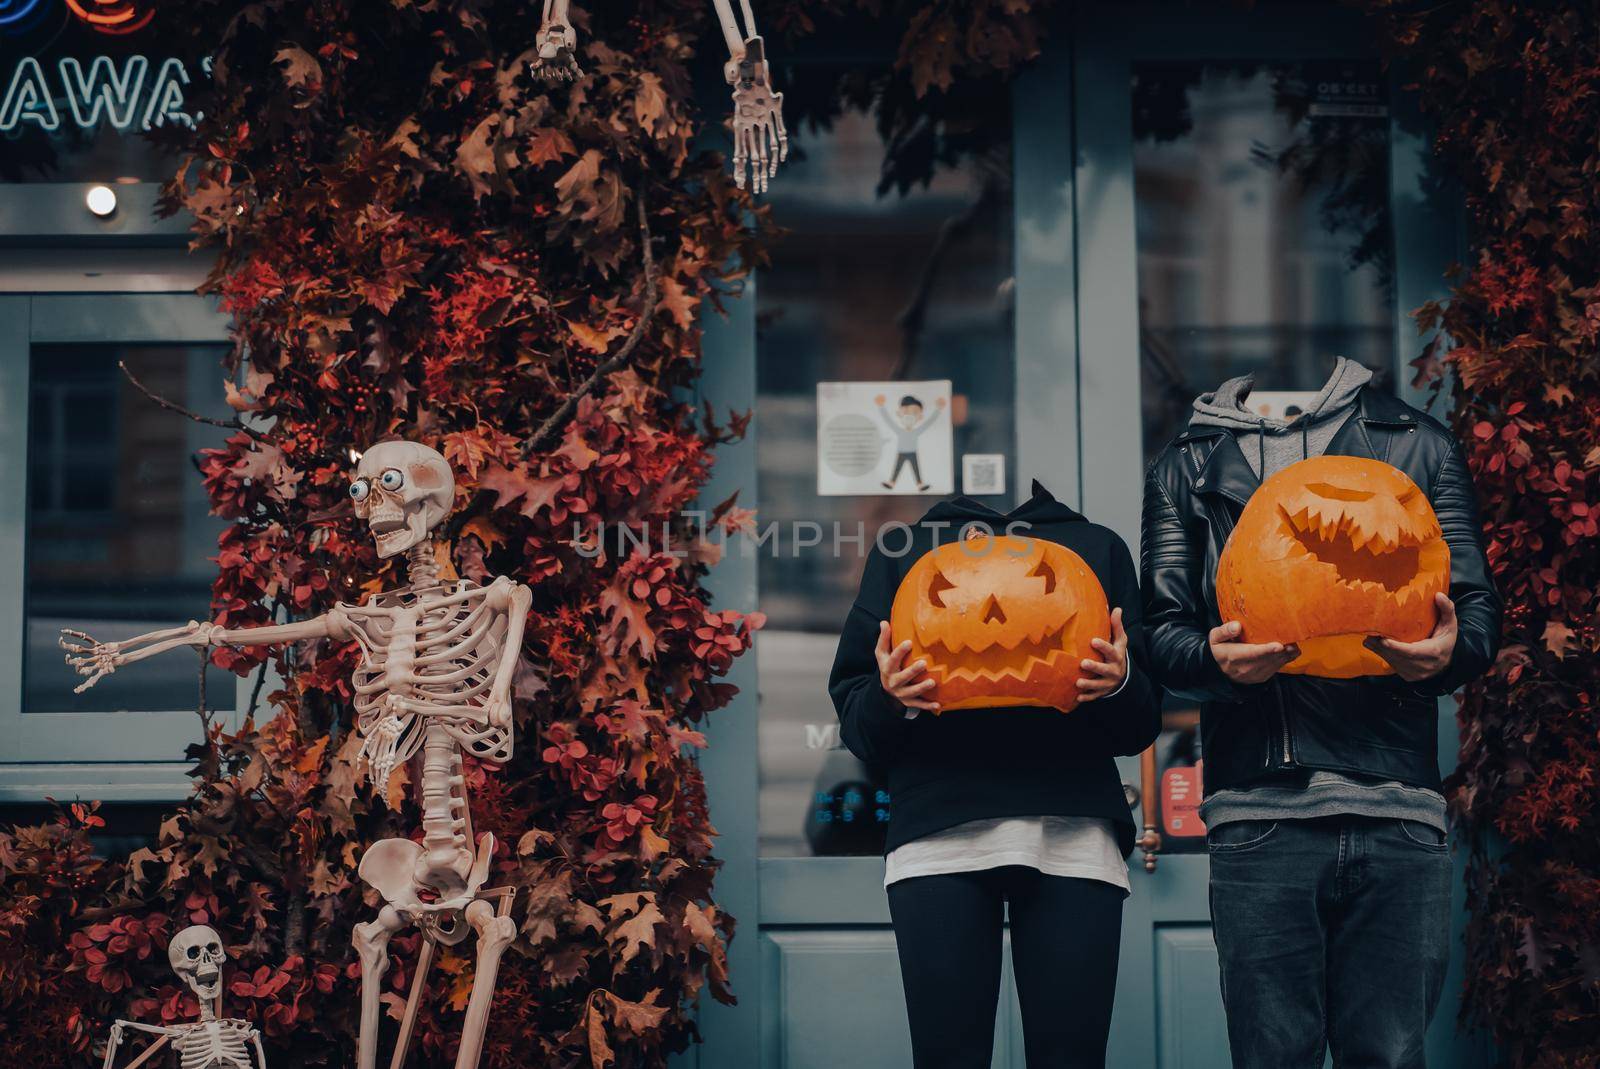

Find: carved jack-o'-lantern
1216;455;1450;678
890;534;1110;712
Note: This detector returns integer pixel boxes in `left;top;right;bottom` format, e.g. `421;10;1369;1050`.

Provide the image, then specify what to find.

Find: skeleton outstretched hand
61;621;219;694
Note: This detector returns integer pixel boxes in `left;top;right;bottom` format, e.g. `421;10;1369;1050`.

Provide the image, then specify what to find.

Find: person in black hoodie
829;482;1162;1069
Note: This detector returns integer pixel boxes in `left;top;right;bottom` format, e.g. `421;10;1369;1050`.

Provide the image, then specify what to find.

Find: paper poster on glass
816;380;953;496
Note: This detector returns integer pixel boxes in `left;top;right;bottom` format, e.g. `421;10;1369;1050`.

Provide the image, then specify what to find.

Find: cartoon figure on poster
816;380;954;496
874;392;947;492
62;442;531;1069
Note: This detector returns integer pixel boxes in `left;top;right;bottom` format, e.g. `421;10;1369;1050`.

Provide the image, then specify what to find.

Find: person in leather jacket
1140;357;1502;1069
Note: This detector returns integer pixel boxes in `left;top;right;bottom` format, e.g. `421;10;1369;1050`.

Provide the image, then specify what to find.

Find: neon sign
0;54;200;133
0;0;154;37
62;0;154;36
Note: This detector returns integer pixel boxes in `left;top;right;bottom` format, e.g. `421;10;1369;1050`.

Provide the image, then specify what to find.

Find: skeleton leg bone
354;905;409;1069
451;895;519;1069
388;936;436;1069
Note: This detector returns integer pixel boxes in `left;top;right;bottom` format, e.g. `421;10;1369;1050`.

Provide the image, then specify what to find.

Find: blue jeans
1207;816;1453;1069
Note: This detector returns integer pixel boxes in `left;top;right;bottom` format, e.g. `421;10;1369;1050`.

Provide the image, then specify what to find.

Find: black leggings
886;866;1124;1069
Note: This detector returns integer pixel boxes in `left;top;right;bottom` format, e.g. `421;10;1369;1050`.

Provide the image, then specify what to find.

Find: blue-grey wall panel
1154;927;1232;1069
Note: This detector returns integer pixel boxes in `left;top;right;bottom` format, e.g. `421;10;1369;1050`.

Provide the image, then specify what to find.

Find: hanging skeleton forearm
711;0;788;193
530;0;580;82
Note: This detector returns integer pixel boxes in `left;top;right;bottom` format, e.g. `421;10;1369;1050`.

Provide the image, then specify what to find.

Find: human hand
1364;593;1457;682
876;621;939;713
1078;607;1129;702
1209;621;1300;684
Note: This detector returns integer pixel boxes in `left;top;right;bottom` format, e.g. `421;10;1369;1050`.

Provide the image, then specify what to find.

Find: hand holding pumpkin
1077;607;1129;702
876;620;940;713
1362;593;1458;682
1209;621;1301;685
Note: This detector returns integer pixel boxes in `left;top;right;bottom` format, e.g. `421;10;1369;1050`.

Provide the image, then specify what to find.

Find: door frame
0;291;240;802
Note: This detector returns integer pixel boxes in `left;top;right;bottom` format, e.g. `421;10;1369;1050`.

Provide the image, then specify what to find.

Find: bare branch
119;360;270;442
521;193;659;458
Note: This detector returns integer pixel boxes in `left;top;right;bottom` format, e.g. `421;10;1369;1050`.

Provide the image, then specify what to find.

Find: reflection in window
756;64;1015;857
1133;61;1396;460
1132;61;1397;849
25;345;232;714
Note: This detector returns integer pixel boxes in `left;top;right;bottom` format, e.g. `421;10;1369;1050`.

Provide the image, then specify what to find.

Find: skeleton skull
349;442;455;558
168;925;226;1001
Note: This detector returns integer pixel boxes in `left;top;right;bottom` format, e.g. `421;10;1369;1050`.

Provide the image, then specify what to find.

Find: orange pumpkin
1216;455;1450;678
889;534;1110;712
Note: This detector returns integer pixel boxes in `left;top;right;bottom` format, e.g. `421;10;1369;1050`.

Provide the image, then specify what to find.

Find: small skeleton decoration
101;925;267;1069
530;0;581;82
64;442;533;1069
713;0;788;193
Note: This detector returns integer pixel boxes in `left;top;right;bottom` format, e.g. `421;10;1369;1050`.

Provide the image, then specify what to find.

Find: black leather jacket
1140;387;1503;795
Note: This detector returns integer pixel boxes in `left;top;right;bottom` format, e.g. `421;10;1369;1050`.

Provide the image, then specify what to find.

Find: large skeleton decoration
64;442;533;1069
101;925;267;1069
528;0;788;192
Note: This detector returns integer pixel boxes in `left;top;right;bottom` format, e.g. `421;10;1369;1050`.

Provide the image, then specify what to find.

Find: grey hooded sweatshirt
1188;357;1447;833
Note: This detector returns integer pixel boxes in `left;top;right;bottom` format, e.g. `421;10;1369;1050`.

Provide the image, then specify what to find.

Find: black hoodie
827;482;1162;856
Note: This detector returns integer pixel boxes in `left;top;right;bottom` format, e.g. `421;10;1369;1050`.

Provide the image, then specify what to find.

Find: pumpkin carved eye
927;571;955;608
1305;482;1374;502
1029;557;1056;594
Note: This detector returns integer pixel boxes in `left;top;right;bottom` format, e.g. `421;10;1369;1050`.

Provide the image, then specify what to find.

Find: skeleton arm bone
102;1021;175;1069
63;611;351;693
711;0;753;67
489;582;532;730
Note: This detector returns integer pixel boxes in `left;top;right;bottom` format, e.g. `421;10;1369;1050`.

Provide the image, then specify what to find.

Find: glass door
1072;5;1480;1068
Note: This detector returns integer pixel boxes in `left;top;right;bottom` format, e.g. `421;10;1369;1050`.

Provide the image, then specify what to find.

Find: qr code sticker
961;453;1006;496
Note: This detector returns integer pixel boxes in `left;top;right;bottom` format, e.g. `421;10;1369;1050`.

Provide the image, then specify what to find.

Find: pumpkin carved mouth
921;619;1074;684
1280;505;1424;594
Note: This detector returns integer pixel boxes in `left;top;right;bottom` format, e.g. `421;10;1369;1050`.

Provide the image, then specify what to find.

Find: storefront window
1131;59;1397;849
24;344;231;714
756;64;1015;857
1133;60;1396;460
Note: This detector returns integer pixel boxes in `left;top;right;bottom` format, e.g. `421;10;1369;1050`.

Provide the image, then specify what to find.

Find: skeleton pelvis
358;832;497;918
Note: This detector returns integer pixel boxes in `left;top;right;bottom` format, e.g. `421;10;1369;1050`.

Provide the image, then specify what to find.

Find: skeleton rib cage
345;576;517;785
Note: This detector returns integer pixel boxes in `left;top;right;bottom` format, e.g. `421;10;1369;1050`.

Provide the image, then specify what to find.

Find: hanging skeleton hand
530;0;581;83
61;621;218;694
714;0;788;193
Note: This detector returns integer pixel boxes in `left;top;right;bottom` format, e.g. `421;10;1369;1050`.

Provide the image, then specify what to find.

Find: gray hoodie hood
1189;356;1373;477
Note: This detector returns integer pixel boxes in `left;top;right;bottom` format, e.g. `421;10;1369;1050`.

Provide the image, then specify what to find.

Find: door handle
1134;744;1162;872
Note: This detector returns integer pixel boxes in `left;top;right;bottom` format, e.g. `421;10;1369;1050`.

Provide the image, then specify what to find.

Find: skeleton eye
187;945;200;959
207;942;221;955
379;468;404;491
349;479;370;502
